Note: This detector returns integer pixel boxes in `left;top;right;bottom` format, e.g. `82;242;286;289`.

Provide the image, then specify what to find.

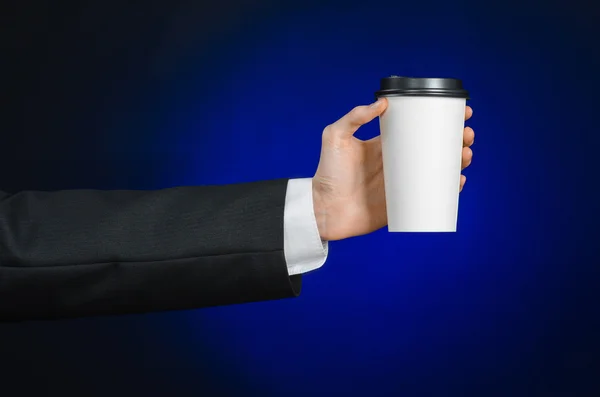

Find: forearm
0;181;286;265
0;180;301;321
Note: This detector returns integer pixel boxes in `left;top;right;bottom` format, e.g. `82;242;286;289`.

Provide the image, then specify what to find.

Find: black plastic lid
375;76;469;99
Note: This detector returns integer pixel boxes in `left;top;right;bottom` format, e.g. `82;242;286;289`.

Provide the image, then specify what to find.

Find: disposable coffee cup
375;76;469;232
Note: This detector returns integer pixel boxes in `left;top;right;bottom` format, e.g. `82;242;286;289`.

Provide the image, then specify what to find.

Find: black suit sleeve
0;178;301;321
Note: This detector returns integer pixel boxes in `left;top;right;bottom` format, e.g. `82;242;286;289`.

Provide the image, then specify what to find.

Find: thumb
324;98;388;140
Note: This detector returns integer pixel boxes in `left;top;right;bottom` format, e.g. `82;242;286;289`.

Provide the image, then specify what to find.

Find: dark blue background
1;0;599;395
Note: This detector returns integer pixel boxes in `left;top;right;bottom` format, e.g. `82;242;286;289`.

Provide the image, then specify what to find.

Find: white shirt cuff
283;178;329;276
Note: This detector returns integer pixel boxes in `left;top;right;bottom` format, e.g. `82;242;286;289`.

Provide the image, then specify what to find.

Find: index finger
465;106;473;121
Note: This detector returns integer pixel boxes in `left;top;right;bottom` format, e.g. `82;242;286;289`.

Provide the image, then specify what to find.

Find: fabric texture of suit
0;178;301;321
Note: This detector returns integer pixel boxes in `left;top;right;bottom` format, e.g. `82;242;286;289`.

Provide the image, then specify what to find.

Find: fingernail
369;99;382;108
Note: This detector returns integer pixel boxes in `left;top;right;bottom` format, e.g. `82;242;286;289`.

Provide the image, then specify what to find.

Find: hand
312;98;475;241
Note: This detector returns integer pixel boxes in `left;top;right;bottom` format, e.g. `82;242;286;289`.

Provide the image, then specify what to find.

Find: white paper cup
376;76;469;232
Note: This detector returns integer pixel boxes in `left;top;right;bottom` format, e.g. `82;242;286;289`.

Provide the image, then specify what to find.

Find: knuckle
351;105;371;122
322;124;339;141
350;105;365;117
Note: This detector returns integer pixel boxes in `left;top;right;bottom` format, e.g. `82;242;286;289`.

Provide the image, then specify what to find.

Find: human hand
312;98;474;241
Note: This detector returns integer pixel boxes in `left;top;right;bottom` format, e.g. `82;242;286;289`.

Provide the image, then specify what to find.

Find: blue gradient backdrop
1;0;599;395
